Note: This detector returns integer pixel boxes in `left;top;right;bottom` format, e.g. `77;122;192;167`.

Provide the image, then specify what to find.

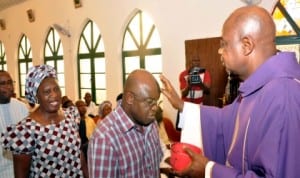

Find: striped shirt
0;98;29;178
88;106;163;178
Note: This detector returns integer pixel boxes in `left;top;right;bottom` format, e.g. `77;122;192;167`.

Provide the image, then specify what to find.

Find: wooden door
185;37;227;107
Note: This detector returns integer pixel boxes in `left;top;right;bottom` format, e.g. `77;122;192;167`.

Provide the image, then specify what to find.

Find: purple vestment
201;52;300;177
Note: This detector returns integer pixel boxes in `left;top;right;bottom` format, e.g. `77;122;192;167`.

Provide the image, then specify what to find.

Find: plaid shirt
88;106;163;178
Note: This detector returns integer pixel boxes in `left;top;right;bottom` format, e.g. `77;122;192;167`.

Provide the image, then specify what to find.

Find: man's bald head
122;69;161;126
219;5;277;80
224;5;276;48
124;69;160;97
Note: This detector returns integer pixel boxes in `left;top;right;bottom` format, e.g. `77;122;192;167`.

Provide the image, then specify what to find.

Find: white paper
179;102;203;149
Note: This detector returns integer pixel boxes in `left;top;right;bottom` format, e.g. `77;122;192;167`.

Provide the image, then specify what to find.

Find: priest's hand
174;147;209;178
160;74;184;112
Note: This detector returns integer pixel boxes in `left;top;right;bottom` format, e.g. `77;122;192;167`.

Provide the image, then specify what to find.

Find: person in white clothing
84;92;98;118
0;70;29;178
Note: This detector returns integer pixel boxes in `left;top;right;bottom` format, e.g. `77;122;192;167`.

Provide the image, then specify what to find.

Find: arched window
0;41;6;70
44;27;65;95
273;0;300;63
18;35;33;97
78;20;105;104
122;10;162;83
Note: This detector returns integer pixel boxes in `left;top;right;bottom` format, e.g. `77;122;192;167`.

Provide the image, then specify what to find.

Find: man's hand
160;74;184;112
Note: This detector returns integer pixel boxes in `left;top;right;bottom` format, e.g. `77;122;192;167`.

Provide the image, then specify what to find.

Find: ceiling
0;0;27;12
0;0;264;12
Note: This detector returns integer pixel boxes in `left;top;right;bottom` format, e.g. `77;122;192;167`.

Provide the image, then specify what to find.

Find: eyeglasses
0;80;15;86
131;92;158;108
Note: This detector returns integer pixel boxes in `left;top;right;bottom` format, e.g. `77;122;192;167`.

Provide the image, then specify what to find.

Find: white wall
0;0;277;121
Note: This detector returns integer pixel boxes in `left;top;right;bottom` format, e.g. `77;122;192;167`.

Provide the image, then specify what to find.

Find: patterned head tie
25;64;57;104
98;100;112;117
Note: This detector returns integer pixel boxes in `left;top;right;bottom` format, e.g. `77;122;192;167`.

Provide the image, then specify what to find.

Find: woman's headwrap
25;64;57;104
98;100;112;117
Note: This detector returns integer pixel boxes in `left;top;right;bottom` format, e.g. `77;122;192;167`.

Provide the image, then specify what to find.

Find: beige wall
0;0;278;121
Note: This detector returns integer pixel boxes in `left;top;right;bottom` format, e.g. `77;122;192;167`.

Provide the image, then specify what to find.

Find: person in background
75;99;96;162
115;92;123;108
160;5;300;178
84;92;98;118
26;102;38;113
1;65;88;178
95;100;112;123
155;104;175;178
61;95;75;109
88;69;163;178
76;100;97;140
179;57;211;104
0;70;29;178
177;58;211;131
155;104;171;147
15;96;38;114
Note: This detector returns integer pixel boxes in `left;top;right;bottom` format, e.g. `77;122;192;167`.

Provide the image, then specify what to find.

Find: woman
1;65;87;178
94;100;112;123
